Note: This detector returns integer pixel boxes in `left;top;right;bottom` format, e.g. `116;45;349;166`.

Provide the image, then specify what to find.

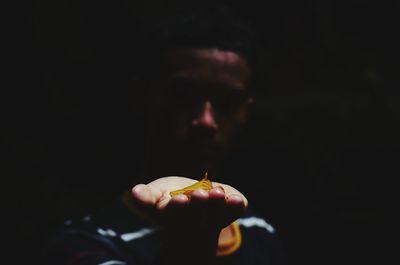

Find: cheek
219;109;248;143
220;107;248;130
217;117;245;142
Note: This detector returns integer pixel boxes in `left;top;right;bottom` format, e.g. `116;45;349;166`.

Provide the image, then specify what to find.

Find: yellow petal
170;172;214;197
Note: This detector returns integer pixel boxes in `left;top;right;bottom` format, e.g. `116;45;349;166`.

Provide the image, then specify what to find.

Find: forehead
164;48;251;90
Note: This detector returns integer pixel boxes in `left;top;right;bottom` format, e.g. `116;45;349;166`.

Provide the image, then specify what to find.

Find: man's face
147;48;253;167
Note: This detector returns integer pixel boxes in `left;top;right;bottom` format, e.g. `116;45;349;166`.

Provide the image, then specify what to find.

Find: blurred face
146;48;253;171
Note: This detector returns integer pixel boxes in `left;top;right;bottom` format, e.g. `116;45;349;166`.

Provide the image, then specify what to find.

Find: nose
191;100;219;130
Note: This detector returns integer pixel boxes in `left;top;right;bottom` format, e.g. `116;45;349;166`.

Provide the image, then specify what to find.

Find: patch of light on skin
192;48;246;66
167;48;251;88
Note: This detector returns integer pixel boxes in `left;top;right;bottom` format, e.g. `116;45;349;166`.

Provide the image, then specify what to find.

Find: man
43;2;286;265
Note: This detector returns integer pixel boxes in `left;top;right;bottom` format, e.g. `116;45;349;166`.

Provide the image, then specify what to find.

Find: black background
4;0;398;264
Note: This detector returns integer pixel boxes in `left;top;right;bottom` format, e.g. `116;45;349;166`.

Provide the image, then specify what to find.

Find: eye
164;80;205;107
211;89;249;114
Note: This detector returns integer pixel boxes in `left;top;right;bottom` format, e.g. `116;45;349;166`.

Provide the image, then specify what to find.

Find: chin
191;143;226;163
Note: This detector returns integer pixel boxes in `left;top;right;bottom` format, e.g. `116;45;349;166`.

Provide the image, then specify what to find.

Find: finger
224;194;247;226
190;189;209;212
191;188;209;202
208;187;226;201
131;184;160;206
208;187;226;228
226;194;245;208
213;182;248;208
187;189;210;229
130;184;164;221
169;194;190;207
162;194;189;227
208;187;226;213
160;193;190;211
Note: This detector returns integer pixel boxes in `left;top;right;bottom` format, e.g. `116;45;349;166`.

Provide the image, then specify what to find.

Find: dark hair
132;1;260;80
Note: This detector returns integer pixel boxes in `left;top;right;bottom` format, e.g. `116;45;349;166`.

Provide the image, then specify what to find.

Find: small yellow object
170;172;219;197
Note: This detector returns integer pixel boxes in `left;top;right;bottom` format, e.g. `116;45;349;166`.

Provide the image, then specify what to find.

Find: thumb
132;184;161;206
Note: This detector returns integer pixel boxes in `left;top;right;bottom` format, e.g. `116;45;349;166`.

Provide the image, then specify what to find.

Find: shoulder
42;193;160;265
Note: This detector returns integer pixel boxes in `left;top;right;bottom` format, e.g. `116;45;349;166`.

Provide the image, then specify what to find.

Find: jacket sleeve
41;229;129;265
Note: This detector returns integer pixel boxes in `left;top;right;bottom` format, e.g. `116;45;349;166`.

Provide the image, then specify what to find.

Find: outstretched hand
131;176;248;230
131;176;248;265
